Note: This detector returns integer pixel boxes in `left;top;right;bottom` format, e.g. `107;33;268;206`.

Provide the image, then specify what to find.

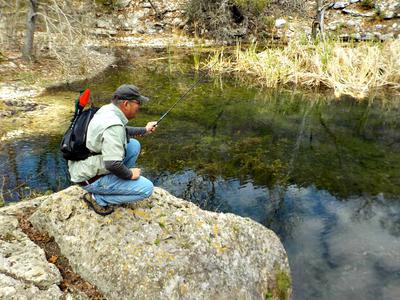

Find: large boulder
30;186;291;299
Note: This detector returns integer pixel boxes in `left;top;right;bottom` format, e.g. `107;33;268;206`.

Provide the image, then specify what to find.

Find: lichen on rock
0;214;63;299
28;185;291;299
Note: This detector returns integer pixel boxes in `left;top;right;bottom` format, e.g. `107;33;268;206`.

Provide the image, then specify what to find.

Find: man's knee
127;138;141;154
143;180;154;198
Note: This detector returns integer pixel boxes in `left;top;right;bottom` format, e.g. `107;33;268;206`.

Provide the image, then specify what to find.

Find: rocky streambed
0;186;291;299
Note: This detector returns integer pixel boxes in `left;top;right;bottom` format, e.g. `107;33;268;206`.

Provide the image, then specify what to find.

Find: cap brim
138;95;149;104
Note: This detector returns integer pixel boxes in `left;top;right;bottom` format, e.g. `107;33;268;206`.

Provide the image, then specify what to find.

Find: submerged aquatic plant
206;38;400;99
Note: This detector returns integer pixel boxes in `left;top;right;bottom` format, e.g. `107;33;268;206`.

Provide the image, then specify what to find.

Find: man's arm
104;160;132;179
126;126;147;137
126;121;157;137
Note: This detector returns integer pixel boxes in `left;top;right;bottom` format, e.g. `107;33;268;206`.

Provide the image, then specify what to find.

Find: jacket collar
110;103;128;125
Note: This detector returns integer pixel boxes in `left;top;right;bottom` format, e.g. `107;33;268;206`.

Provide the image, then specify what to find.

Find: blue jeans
83;139;154;206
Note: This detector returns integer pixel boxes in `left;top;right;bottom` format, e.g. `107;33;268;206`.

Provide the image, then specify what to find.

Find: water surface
1;48;400;300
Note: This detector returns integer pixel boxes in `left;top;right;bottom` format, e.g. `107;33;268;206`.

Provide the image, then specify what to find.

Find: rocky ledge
0;186;291;299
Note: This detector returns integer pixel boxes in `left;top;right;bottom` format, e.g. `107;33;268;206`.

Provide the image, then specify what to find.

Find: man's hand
131;168;141;180
145;121;158;134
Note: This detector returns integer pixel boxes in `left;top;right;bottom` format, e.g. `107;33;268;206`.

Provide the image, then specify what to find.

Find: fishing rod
156;60;219;125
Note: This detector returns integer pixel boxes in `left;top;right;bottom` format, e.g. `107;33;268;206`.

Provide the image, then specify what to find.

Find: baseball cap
113;84;149;104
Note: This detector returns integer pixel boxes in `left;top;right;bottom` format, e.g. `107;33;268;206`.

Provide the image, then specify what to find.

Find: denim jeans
83;139;154;206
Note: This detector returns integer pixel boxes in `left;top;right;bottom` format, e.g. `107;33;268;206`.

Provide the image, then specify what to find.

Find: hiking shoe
82;193;114;216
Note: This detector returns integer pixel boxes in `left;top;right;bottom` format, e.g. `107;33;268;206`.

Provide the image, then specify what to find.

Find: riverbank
207;38;400;99
0;47;116;142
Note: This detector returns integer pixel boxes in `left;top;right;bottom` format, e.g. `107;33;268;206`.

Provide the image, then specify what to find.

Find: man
68;84;157;215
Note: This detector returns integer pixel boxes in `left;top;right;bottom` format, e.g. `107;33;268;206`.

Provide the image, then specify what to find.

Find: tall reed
207;38;400;99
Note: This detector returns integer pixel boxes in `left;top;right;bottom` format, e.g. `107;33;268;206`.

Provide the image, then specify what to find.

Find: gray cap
113;84;149;104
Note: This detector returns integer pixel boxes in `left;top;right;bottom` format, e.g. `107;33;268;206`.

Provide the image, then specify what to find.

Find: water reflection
0;137;69;202
154;171;400;300
1;48;400;300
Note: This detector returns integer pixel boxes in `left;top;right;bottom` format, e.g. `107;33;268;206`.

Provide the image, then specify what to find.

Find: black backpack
60;89;100;161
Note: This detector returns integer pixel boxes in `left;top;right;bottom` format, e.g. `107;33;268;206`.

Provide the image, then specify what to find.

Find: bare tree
311;0;334;41
22;0;39;60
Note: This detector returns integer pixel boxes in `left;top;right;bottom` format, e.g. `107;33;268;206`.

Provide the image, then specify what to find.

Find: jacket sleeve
126;126;147;137
101;125;132;179
104;160;132;179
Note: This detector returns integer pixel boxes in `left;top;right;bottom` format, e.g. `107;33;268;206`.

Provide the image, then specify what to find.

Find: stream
1;48;400;300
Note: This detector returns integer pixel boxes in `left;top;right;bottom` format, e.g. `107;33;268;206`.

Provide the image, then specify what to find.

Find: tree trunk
312;2;334;41
22;0;38;61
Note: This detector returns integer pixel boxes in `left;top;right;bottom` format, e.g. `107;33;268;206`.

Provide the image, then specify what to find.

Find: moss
158;221;166;229
360;0;375;9
275;270;291;299
0;233;17;242
264;292;273;300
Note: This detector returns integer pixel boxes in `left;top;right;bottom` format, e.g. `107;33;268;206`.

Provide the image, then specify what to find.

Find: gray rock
380;32;395;40
115;0;132;8
95;19;113;29
171;17;183;27
351;33;362;40
91;28;118;36
275;18;287;29
121;11;146;30
0;274;62;300
333;2;350;9
30;186;291;300
141;2;152;8
342;8;375;17
376;0;400;19
361;32;376;40
0;214;62;299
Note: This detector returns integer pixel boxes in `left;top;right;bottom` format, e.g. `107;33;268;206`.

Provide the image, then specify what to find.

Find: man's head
111;84;149;119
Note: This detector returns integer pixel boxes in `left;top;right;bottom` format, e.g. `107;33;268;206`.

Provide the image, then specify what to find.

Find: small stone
115;0;131;8
362;32;375;40
333;2;350;9
275;18;286;28
96;19;112;29
141;2;152;8
172;17;182;27
351;33;361;40
380;32;394;40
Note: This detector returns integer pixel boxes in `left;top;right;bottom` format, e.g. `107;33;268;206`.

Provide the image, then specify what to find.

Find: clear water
1;48;400;299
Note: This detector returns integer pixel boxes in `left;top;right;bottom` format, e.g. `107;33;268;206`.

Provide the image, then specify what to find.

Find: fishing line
156;60;219;125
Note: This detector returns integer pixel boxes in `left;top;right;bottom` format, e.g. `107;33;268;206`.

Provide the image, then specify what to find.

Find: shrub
185;0;304;41
185;0;272;40
360;0;375;9
233;0;271;12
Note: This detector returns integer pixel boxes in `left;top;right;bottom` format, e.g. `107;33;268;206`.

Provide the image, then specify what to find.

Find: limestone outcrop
0;186;291;299
0;200;63;299
28;186;290;299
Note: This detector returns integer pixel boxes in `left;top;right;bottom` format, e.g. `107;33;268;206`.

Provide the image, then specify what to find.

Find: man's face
121;99;140;119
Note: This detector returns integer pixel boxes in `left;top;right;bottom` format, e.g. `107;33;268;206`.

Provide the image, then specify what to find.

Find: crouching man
68;84;157;215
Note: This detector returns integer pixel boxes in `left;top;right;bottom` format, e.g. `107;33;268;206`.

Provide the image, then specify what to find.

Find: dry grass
206;38;400;99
